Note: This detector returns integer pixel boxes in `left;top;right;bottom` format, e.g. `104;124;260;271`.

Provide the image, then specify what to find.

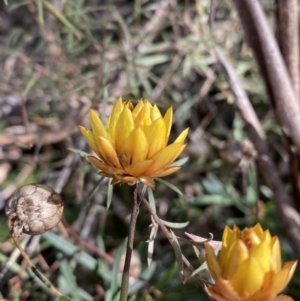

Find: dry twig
276;0;299;101
232;0;300;152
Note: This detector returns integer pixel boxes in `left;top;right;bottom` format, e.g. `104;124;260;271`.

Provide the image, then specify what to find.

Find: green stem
119;185;140;301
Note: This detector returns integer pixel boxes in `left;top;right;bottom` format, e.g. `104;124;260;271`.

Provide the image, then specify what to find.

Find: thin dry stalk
276;0;300;212
11;235;64;297
276;0;299;101
232;0;300;153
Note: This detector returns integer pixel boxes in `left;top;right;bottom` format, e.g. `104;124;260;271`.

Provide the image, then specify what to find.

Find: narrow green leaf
160;219;189;229
202;174;227;195
169;156;189;167
260;185;273;198
156;178;183;196
192;245;203;262
153;263;177;289
37;0;44;27
59;260;81;301
0;253;29;279
190;261;213;283
23;73;39;97
147;188;156;214
105;239;127;301
135;54;171;66
68;148;90;158
26;267;67;299
194;195;233;206
170;230;183;278
43;1;83;40
42;232;97;272
106;178;113;209
60;297;72;301
83;177;104;206
122;262;152;296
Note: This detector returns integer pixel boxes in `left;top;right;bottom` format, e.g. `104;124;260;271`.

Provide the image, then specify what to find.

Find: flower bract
205;223;297;301
80;97;188;188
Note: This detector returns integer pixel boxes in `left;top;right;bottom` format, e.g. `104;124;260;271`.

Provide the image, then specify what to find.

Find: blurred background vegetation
0;0;299;300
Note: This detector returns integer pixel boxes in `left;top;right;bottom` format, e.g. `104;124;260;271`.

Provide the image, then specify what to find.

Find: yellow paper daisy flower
80;97;188;188
205;223;297;301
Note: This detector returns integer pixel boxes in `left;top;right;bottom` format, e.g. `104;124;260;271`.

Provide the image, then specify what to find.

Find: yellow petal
99;172;114;178
144;117;167;158
88;156;121;176
111;176;122;185
221;240;249;279
260;270;275;291
152;166;181;178
119;153;130;168
271;237;282;272
242;228;261;248
125;100;134;110
164;107;173;143
144;143;185;176
140;176;155;189
250;239;272;273
96;137;121;168
79;126;98;155
134;100;152;127
125;160;154;177
268;261;297;294
252;223;264;237
221;225;240;249
132;100;145;119
150;104;162;121
219;226;241;266
262;229;272;243
115;174;138;185
121;127;148;164
174;128;189;143
206;285;231;301
216;279;242;301
107;96;124;140
205;243;222;282
90;109;111;142
115;105;135;154
229;256;265;297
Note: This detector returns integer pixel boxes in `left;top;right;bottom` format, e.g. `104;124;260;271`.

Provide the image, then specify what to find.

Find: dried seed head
5;184;64;237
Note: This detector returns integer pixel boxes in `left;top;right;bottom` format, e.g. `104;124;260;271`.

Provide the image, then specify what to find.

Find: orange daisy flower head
80;97;188;189
205;223;297;301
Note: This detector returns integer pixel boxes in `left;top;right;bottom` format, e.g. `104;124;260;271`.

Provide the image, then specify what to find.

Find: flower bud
5;184;64;237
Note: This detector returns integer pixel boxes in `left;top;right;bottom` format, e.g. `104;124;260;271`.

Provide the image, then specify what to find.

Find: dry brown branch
0;104;89;148
276;0;300;212
276;0;299;101
232;0;300;153
215;46;300;258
